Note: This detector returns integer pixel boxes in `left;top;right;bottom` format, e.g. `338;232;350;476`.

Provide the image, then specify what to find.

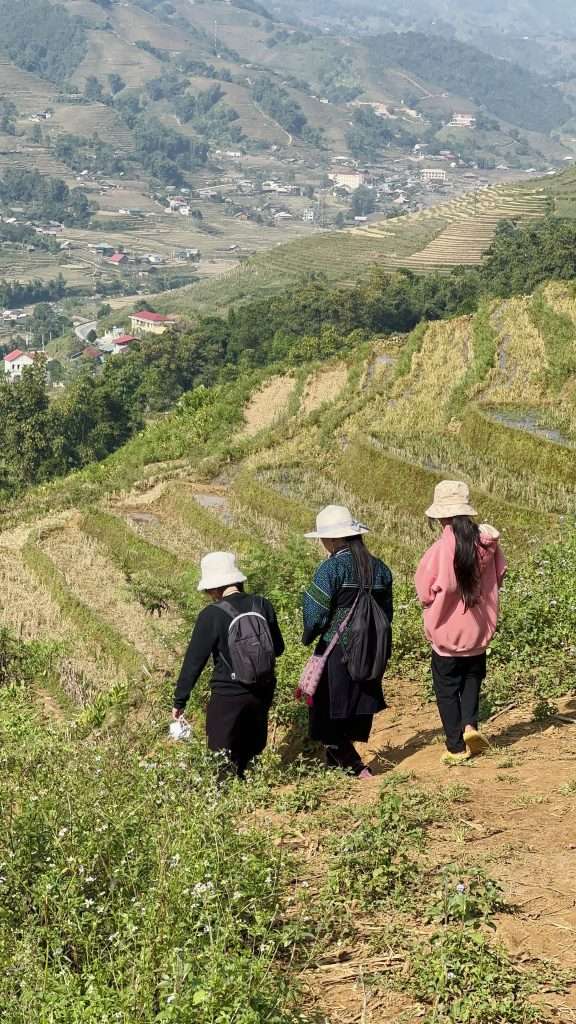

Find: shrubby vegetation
346;106;415;162
54;133;127;177
0;275;67;309
132;117;208;185
0;169;94;226
0;0;87;83
252;76;321;144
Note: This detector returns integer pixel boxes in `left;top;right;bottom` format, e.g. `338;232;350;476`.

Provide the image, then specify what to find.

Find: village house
129;311;176;337
328;170;367;192
4;350;37;380
449;113;476;129
111;335;138;355
108;252;128;267
421;168;448;183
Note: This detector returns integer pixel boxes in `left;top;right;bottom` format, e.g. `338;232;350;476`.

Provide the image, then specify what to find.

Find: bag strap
218;597;265;621
324;592;360;659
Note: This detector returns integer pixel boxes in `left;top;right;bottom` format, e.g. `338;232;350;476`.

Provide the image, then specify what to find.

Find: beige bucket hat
197;551;247;592
305;504;369;539
426;480;477;519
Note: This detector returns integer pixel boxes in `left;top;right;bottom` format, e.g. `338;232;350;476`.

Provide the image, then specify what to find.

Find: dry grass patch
241;375;295;438
0;547;123;704
41;525;181;668
121;508;206;562
302;364;349;416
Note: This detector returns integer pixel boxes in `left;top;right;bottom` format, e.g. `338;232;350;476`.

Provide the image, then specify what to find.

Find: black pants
431;651;487;754
206;691;270;779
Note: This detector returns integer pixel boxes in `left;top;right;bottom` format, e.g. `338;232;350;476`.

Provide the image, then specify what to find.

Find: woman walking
172;551;285;779
302;505;393;779
415;481;507;765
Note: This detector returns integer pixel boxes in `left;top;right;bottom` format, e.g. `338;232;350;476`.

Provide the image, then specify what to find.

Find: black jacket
173;592;285;708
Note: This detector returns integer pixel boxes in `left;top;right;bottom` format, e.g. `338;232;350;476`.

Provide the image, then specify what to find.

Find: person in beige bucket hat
172;551;285;778
301;505;393;780
415;481;508;766
425;480;478;520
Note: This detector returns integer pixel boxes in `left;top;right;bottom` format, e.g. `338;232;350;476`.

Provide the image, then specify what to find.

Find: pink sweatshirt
414;525;507;657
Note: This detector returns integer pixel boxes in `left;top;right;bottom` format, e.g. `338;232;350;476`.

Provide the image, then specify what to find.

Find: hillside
275;0;576;73
0;272;575;1018
0;0;574;334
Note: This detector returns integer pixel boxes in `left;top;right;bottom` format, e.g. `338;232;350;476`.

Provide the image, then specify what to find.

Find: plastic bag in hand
169;717;192;742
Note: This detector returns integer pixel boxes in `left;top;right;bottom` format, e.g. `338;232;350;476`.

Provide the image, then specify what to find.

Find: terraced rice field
72;28;161;89
49;104;134;154
358;186;551;271
0;59;58;114
171;181;555;316
241;374;295;437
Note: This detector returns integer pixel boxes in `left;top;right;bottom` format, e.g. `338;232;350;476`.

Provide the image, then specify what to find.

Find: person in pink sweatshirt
415;480;507;765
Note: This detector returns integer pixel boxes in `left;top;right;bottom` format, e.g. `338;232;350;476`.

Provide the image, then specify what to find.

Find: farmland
154;178;559;314
0;267;575;1018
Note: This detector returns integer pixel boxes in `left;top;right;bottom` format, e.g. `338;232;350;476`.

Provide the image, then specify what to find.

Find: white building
302;207;315;223
421;168;447;183
4;350;36;379
449;114;476;129
328;171;366;191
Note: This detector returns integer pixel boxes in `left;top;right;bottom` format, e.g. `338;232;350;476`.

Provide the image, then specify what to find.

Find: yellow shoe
442;750;472;766
464;727;491;756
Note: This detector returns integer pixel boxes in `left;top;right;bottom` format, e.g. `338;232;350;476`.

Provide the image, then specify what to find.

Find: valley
0;2;575;1021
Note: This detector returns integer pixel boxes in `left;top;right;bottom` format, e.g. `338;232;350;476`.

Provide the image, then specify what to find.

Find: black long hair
346;535;373;588
452;516;482;610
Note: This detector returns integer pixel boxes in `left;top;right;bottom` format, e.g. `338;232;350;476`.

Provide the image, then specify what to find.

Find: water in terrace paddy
488;409;575;447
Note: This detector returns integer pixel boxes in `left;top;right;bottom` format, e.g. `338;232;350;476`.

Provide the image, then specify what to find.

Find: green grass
529;290;576;389
446;305;498;419
461;408;576;491
80;510;199;616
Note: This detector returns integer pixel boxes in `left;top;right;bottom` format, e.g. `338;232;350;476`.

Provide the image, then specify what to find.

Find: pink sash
295;599;357;706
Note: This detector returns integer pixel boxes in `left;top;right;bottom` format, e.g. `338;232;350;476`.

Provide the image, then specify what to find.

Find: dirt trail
303;680;576;1022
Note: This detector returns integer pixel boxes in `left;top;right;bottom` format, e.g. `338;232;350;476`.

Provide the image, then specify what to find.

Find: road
75;320;97;343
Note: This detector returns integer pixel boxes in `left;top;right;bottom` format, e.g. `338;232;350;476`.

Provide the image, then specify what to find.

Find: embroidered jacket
302;548;393;647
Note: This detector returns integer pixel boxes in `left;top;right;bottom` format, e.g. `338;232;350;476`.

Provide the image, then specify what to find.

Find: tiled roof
131;311;174;323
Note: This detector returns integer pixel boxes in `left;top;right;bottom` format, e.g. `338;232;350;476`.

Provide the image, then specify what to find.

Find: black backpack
339;588;391;683
219;599;276;687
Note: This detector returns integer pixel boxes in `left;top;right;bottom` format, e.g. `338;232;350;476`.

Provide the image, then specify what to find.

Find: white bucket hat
197;551;247;592
426;480;477;519
305;504;369;539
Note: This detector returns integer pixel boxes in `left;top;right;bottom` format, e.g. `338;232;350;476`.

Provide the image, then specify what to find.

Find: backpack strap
218;598;267;627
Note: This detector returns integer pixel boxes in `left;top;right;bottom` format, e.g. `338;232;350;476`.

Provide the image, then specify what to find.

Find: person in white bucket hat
301;505;393;780
415;481;507;766
173;552;285;779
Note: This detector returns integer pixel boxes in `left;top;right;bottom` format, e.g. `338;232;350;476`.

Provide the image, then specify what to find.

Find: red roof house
109;252;128;265
130;310;176;335
5;349;26;363
111;334;138;355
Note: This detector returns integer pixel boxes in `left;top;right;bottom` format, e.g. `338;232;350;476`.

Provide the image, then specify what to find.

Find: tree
0;362;55;487
351;186;376;218
108;73;126;96
84;76;103;102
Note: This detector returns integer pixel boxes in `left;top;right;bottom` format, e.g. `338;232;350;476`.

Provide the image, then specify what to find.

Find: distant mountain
271;0;576;73
272;0;576;35
368;32;573;133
